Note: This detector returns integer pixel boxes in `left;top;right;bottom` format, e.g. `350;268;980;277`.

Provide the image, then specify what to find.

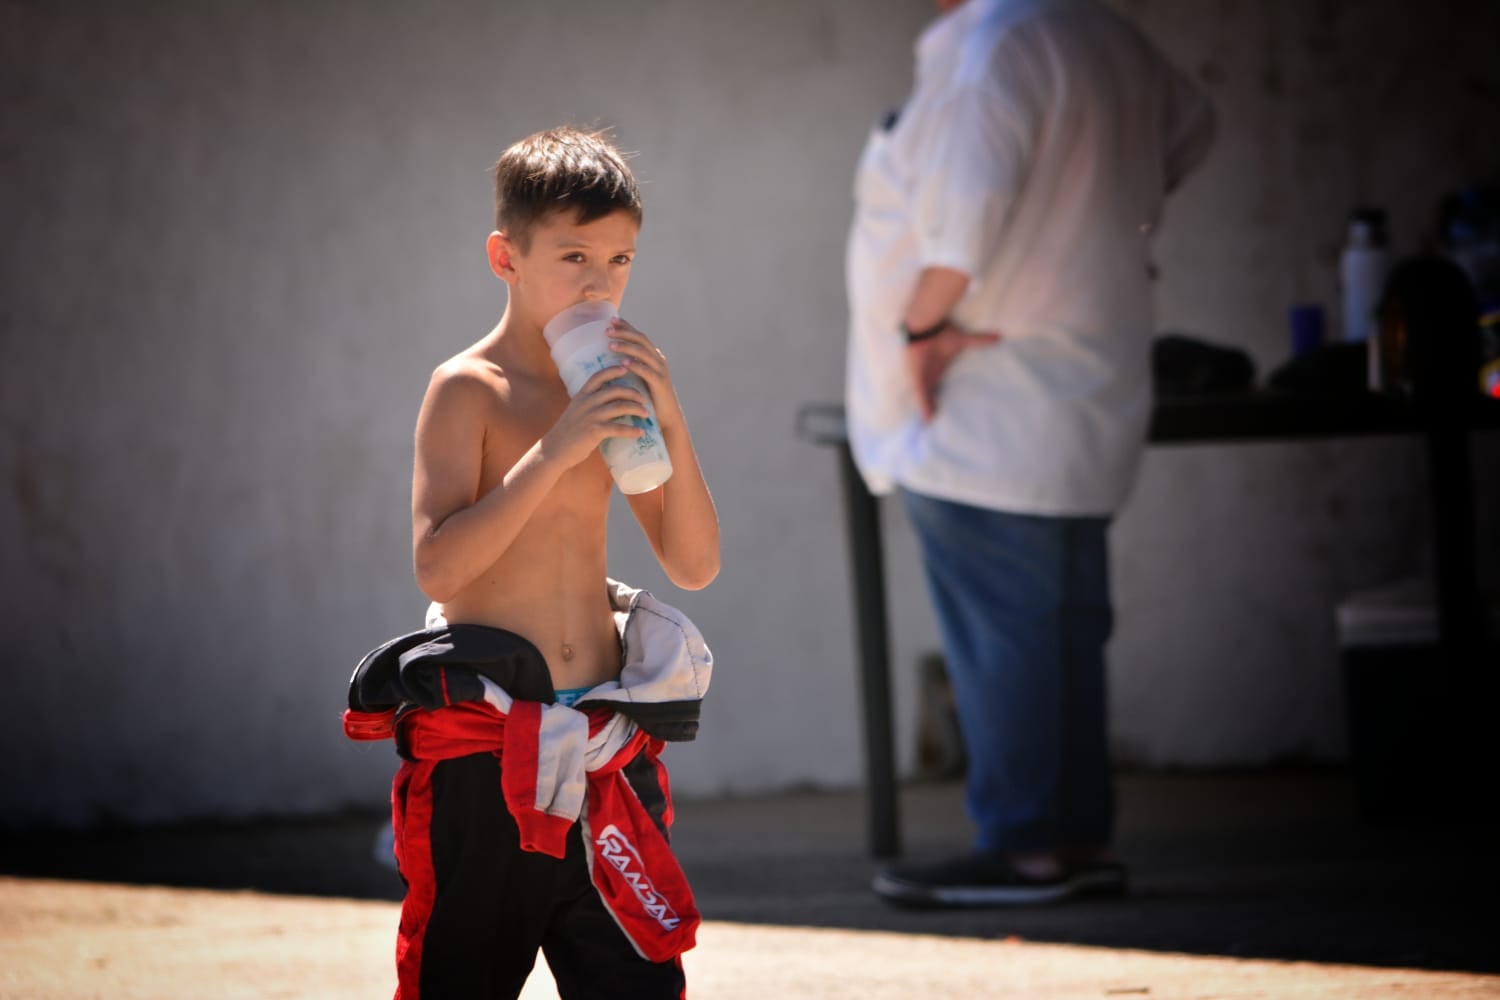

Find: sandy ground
3;876;1497;1000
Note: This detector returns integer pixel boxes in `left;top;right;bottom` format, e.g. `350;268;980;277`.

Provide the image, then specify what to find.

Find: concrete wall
2;0;1495;827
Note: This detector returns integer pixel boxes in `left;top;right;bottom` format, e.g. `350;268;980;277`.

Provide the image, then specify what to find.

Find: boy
352;126;719;999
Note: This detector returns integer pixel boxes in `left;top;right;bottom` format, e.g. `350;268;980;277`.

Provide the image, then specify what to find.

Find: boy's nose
581;273;611;302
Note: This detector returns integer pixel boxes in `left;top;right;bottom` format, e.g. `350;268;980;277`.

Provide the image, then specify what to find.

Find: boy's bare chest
498;380;568;444
480;382;611;497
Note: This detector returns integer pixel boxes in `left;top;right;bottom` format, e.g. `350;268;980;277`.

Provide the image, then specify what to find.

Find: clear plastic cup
542;301;673;494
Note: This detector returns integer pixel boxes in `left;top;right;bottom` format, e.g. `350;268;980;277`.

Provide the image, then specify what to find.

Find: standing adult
845;0;1215;906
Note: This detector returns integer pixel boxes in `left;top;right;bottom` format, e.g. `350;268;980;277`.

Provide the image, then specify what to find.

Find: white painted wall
2;0;1495;827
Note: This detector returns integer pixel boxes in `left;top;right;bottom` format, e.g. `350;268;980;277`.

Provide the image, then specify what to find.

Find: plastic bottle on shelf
1341;207;1391;344
1341;207;1392;391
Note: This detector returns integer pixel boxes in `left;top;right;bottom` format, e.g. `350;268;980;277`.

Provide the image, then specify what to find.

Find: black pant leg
541;824;687;1000
418;753;565;999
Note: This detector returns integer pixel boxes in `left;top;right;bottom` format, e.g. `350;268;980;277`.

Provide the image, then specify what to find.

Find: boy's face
500;208;639;329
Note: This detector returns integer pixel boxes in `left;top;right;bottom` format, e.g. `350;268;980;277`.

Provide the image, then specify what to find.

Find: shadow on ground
2;769;1496;976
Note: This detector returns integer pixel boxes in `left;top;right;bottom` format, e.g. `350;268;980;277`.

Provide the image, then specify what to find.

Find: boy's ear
487;231;517;281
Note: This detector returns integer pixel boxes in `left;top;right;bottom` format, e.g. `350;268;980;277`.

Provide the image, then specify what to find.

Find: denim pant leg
1059;517;1116;849
902;489;1115;854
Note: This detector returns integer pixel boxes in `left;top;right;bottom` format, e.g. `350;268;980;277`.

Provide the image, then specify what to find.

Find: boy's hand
606;318;685;431
541;364;649;468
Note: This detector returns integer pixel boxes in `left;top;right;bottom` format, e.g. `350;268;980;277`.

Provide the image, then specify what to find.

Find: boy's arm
625;415;720;591
609;319;721;591
412;360;651;603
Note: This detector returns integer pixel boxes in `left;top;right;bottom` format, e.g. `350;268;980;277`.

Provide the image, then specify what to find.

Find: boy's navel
560;643;575;661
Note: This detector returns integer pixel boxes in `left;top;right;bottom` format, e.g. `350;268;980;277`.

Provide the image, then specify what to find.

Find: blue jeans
901;489;1115;855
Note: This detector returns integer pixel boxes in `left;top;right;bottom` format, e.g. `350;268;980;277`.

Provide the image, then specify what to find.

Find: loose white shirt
844;0;1214;515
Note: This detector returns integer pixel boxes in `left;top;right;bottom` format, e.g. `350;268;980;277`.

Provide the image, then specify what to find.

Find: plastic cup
542;301;673;494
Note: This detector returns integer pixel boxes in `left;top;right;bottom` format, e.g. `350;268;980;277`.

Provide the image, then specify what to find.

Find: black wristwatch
902;318;948;343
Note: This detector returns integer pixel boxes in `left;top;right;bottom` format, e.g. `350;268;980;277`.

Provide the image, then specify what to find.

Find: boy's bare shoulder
431;346;506;388
422;348;512;408
412;348;521;454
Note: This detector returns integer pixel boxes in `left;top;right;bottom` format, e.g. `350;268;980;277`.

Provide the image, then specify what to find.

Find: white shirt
844;0;1214;515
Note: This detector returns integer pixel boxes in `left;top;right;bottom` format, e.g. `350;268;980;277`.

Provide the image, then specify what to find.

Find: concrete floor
2;769;1498;996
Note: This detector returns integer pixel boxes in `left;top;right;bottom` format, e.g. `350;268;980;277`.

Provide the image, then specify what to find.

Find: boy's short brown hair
492;126;643;250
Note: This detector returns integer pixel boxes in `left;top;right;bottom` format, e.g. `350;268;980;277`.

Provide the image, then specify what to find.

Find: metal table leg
835;442;901;859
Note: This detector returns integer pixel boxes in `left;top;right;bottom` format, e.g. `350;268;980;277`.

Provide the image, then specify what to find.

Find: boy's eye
611;255;633;265
563;253;585;263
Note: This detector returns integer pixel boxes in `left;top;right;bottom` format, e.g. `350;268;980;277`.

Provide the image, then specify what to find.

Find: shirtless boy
395;126;718;998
